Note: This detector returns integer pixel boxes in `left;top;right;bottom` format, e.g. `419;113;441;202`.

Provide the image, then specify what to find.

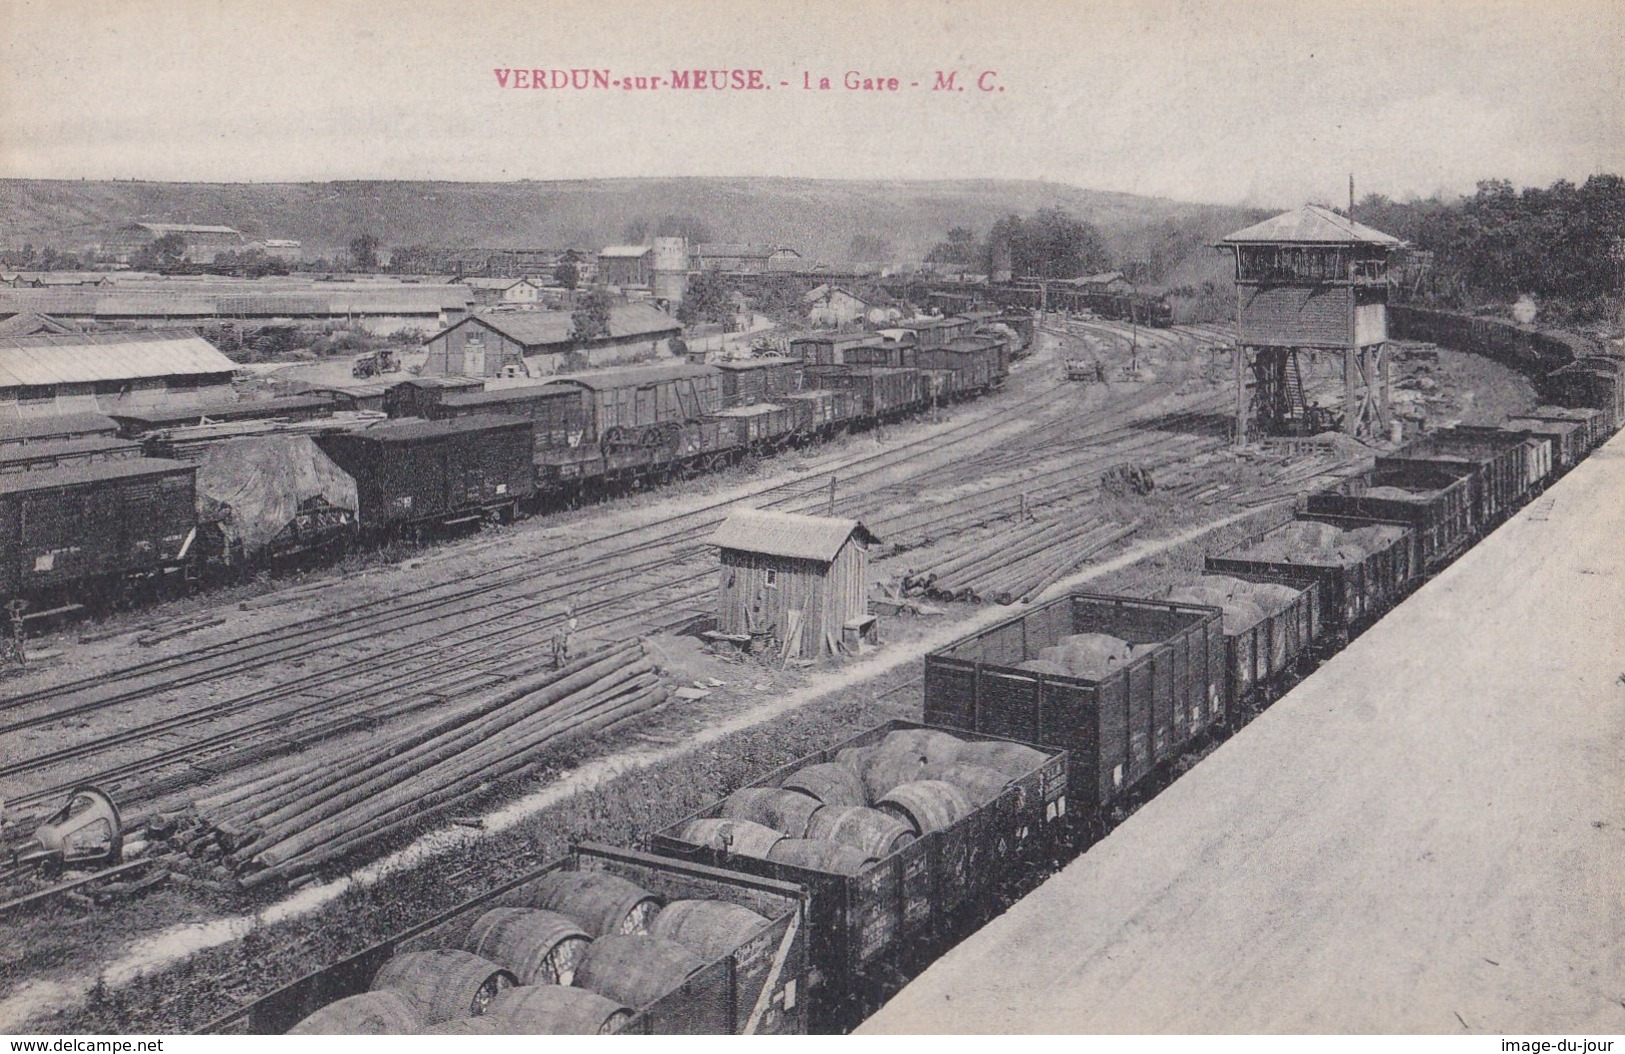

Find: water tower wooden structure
1217;206;1402;443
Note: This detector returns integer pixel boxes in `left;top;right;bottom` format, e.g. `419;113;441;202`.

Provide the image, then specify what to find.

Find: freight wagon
210;844;810;1036
545;363;725;451
654;720;1067;1029
109;395;337;438
424;383;587;450
0;412;120;450
712;358;803;408
1381;428;1532;530
923;594;1225;822
0;458;197;612
1503;415;1586;474
1163;571;1325;718
1543;359;1623;438
382;376;487;418
1388;304;1589;377
315;416;534;534
707;404;795;453
810;367;929;422
0;435;143;474
1305;461;1474;571
1518;406;1606;453
901;345;991;396
1205;512;1419;641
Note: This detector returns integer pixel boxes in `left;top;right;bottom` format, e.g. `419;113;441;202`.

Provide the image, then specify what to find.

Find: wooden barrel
370;949;517;1023
766;837;874;875
649;899;770;960
718;787;824;837
781;762;867;807
461;908;593;985
925;761;1013;806
859;750;934;801
679;817;785;858
877;728;965;768
573;935;707;1009
953;740;1048;779
422;1017;510;1034
806;806;915;859
833;743;878;777
287;991;422;1035
521;872;662;937
488;984;633;1035
877;780;974;835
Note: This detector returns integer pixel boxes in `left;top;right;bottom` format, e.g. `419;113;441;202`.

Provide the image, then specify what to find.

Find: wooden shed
710;509;879;659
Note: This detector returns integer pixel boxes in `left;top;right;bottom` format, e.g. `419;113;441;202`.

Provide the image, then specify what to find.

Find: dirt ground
863;439;1625;1035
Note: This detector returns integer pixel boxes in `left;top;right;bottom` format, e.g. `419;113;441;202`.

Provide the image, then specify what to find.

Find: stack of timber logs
178;642;666;888
901;518;1140;605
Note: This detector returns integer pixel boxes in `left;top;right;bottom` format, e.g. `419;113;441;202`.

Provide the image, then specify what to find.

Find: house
597;246;654;288
105;223;245;264
459;276;543;307
418;302;683;378
0;330;239;418
693;244;801;273
259;239;303;262
802;284;872;328
710;508;879;659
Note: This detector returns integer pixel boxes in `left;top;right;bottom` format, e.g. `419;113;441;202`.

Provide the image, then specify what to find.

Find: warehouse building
597;246;654;288
0;330;239;419
418;302;683;378
105;222;245;264
710;508;879;660
693;244;801;273
459;276;544;307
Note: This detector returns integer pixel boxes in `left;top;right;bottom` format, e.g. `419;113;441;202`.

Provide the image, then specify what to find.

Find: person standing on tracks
552;606;578;668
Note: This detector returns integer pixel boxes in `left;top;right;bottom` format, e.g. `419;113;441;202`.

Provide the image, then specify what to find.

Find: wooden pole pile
181;641;666;889
903;517;1140;604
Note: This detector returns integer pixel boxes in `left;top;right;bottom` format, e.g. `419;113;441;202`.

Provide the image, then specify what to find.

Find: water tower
1217;205;1401;443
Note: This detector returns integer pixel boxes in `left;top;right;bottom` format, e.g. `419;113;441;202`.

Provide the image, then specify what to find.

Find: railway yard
0;308;1598;1035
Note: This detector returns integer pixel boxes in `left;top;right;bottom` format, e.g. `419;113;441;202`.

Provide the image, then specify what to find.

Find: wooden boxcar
544;363;724;448
707;404;795;453
712;358;803;408
840;344;907;369
810;367;928;422
207;844;810;1036
428;383;587;450
1306;462;1475;571
653;720;1067;1029
1205;512;1419;639
382;376;487;419
788;334;876;367
902;345;990;395
315;415;534;532
0;435;143;475
0;458;197;606
923;593;1226;816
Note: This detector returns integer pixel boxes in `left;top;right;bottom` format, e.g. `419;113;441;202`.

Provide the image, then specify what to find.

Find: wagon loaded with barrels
655;719;1067;1029
212;844;810;1035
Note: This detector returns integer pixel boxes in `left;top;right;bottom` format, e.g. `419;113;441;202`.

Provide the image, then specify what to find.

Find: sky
1;0;1620;207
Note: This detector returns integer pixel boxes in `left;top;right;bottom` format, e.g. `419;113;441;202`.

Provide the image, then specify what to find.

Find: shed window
765;568;778;588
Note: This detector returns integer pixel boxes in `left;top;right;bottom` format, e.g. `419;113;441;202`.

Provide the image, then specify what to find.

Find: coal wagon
923;594;1224;822
1305;461;1475;570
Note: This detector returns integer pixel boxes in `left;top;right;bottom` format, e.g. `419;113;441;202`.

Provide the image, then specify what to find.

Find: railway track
6;322;1338;829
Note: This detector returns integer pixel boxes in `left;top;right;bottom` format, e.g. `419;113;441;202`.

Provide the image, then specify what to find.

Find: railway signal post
1217;205;1402;445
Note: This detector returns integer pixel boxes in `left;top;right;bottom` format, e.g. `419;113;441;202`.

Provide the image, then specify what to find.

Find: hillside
0;177;1265;274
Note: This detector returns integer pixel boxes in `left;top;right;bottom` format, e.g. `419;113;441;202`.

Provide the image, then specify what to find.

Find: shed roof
0;435;141;463
107;395;334;426
710;508;878;563
1219;205;1402;246
0;412;119;442
0;456;192;496
546;360;715;391
696;243;777;259
459;303;682;349
0;331;238;388
712;356;798;372
440;383;577;409
129;222;242;236
0;312;79;338
598;245;652;258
